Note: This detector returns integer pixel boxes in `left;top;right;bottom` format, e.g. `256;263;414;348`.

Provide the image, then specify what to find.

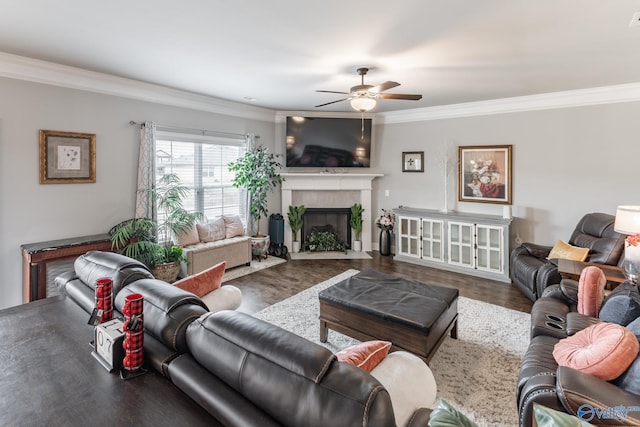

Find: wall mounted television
285;116;372;168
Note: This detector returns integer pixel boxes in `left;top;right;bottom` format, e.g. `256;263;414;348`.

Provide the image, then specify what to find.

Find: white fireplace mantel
280;173;383;251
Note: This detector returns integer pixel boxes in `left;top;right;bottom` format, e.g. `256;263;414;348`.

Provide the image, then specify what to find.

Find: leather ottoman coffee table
319;269;458;363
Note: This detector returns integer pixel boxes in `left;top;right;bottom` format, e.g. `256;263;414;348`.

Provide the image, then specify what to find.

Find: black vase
379;229;392;256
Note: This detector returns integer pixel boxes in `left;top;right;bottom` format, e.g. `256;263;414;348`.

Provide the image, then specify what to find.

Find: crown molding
3;52;640;125
0;52;275;122
379;82;640;124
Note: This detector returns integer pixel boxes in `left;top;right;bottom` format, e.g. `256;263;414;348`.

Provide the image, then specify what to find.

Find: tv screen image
285;116;371;168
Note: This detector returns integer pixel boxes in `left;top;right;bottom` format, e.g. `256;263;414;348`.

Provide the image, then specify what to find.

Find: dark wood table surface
0;296;221;427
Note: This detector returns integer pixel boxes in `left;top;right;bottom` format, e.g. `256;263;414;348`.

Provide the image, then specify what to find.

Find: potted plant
287;205;306;253
110;173;201;282
228;145;284;259
349;203;364;252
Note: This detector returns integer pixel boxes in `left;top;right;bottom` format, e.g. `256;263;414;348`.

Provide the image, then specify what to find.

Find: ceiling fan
315;67;422;112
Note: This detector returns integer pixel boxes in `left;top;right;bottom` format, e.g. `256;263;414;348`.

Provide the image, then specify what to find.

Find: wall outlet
385;189;390;197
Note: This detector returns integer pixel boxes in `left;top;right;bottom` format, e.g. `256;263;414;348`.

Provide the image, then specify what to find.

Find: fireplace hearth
302;208;352;249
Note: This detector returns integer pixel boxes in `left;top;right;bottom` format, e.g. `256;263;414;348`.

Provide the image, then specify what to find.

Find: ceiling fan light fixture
350;96;376;112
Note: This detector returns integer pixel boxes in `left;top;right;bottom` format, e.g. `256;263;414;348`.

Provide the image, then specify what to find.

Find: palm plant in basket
110;173;201;281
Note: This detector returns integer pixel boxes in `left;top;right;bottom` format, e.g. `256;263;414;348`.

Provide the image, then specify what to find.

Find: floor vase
379;229;392;256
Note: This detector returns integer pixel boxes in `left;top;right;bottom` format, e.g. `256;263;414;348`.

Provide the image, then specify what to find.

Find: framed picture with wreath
458;145;512;204
39;129;96;184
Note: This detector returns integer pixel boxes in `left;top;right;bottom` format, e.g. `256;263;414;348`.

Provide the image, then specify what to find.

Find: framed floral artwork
402;151;424;172
458;145;512;204
39;129;96;184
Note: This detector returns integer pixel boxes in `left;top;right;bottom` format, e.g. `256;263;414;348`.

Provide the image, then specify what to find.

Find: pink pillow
223;215;245;238
336;341;392;372
553;322;639;381
173;261;226;297
577;266;606;317
176;223;200;247
196;217;226;242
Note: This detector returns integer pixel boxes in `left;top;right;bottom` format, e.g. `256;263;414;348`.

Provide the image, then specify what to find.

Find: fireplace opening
301;208;352;250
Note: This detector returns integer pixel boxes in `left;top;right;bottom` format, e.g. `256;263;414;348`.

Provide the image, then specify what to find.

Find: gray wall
1;75;638;309
371;102;637;250
0;77;275;309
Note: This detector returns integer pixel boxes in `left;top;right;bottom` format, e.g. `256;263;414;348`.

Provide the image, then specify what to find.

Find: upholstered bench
319;269;458;362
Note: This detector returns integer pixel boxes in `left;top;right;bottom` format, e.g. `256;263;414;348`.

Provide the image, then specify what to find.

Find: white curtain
244;133;254;234
135;121;156;219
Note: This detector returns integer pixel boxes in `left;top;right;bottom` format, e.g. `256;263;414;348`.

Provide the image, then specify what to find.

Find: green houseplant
110;173;201;281
228;145;283;259
350;203;364;252
287;205;306;253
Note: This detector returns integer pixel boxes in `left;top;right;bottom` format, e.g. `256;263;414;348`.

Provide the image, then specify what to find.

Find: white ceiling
1;0;640;113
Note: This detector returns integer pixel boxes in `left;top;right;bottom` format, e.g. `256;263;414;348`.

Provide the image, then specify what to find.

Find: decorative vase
251;235;270;260
379;229;392;256
292;240;301;253
352;240;362;252
624;243;640;283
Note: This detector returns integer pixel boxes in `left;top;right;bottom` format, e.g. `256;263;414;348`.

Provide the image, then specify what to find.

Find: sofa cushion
547;240;589;262
223;215;245;238
197;217;226;242
176;223;200;247
577;266;606;317
552;322;639;381
174;261;226;298
598;281;640;326
336;341;391;372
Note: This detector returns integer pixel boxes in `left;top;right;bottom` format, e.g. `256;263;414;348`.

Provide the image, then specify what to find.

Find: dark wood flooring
228;252;533;315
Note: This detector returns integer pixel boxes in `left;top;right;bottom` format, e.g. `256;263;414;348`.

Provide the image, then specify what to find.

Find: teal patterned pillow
428;400;477;427
533;403;593;427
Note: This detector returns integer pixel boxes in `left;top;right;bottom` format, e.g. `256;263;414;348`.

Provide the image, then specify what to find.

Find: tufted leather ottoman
319;269;458;362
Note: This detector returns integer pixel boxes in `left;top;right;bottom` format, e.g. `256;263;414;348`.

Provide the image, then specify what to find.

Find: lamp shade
614;206;640;235
350;97;376;112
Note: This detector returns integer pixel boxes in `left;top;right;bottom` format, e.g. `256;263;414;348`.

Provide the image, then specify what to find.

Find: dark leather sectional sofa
56;251;433;427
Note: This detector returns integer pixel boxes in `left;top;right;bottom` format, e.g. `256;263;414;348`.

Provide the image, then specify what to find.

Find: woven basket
151;262;181;283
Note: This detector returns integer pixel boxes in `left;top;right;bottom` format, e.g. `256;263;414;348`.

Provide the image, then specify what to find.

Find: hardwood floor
228;252;533;315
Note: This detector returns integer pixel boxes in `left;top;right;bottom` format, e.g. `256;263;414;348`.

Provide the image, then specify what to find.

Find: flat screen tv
285;116;371;168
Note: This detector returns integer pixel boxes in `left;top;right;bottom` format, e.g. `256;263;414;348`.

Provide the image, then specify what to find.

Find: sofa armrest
406;408;431;427
556;366;640;424
535;262;563;299
521;242;553;259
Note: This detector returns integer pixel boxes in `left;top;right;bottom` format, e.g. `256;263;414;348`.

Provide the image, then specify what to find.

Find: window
155;131;247;225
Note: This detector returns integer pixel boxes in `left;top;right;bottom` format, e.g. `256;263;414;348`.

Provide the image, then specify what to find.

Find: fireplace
302;208;352;249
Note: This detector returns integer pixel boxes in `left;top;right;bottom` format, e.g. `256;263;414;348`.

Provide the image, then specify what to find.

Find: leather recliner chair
510;212;624;301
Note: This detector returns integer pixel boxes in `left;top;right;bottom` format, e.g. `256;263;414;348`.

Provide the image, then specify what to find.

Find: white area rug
254;269;530;427
289;250;373;260
221;256;286;282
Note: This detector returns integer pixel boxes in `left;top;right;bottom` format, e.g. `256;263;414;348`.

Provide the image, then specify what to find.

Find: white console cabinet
394;207;512;282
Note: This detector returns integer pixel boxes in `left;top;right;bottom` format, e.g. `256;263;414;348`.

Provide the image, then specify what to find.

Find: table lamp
614;205;640;283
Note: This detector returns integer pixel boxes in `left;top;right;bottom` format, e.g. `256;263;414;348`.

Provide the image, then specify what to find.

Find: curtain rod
128;121;259;140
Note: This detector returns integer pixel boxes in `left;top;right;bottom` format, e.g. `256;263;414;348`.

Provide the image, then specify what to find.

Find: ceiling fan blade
315;97;350;108
369;81;400;93
377;93;423;101
316;90;350;95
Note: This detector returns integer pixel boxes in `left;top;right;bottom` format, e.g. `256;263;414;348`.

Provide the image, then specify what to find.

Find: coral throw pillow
547;240;589;262
577;266;606;317
553;322;639;381
174;261;226;298
336;341;392;372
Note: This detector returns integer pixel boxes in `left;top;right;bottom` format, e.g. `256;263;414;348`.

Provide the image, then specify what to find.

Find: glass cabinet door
476;224;503;272
398;216;420;258
448;221;474;267
422;219;444;261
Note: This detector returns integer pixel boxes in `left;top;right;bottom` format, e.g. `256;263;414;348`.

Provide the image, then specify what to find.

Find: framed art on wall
402;151;424;172
458;145;512;204
39;129;96;184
